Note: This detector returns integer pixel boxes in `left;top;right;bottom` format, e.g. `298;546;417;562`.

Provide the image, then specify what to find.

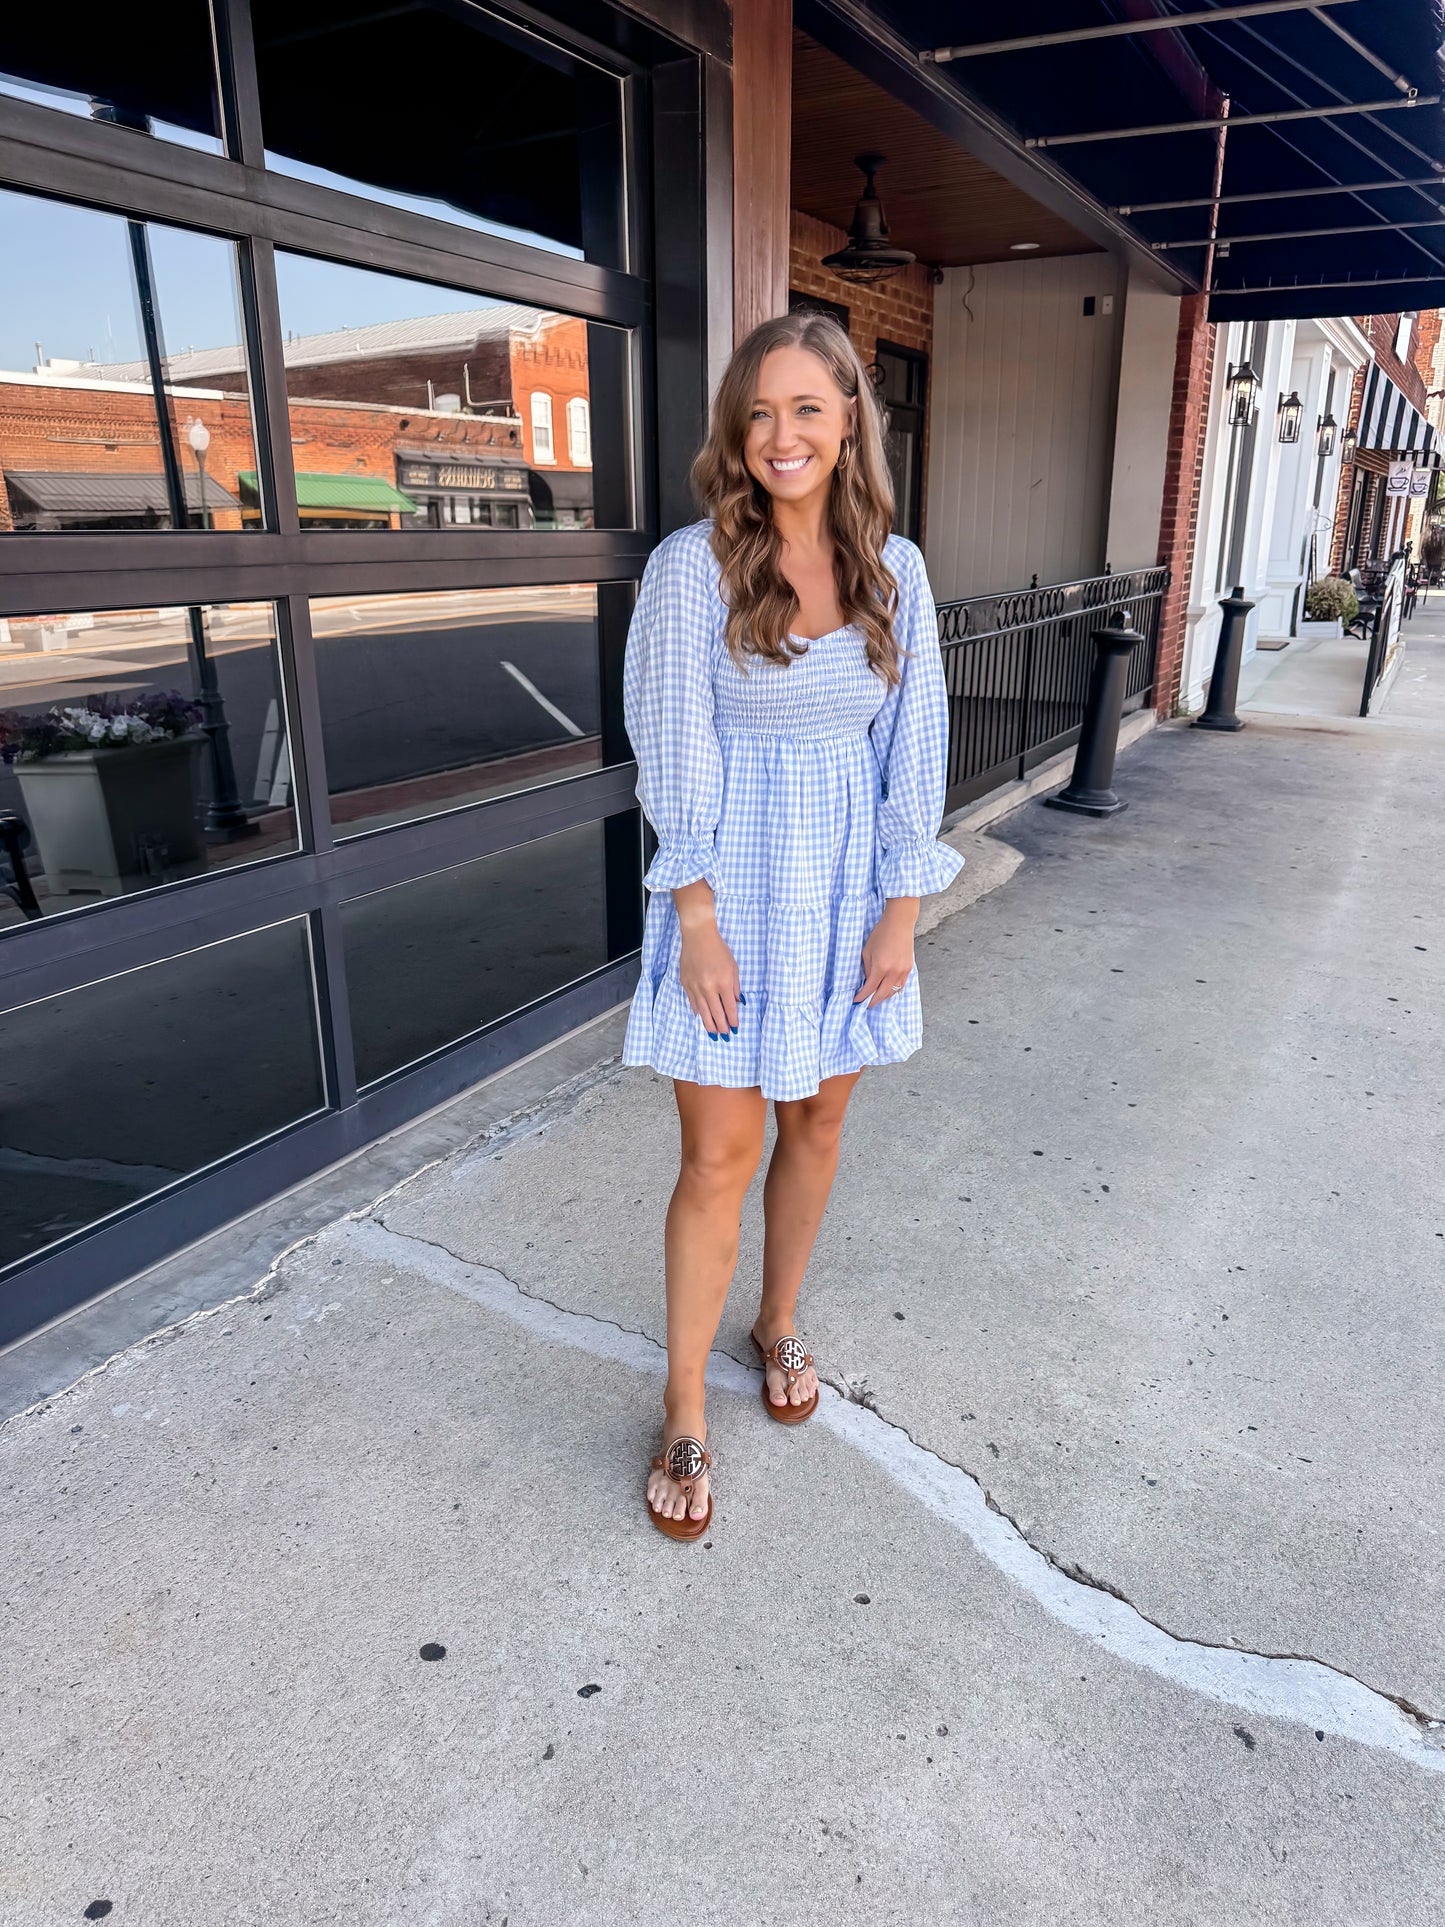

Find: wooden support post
731;0;792;342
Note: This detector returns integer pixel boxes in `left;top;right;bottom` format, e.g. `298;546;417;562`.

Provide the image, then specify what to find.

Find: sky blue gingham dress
621;520;964;1101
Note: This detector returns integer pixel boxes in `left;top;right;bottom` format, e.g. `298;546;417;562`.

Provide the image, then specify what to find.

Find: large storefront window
272;254;618;533
0;190;258;534
0;0;705;1342
0;921;324;1272
310;585;607;840
342;816;619;1088
252;0;626;267
0;3;221;152
0;601;296;928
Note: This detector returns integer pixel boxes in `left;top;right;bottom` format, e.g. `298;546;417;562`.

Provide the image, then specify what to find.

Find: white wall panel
926;254;1124;601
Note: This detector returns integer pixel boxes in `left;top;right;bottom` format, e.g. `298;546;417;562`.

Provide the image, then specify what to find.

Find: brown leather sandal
647;1434;713;1542
750;1328;820;1425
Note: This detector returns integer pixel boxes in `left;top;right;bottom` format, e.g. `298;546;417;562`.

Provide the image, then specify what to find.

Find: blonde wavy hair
691;311;902;687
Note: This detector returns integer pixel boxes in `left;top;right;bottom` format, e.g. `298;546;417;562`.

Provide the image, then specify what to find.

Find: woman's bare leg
754;1070;863;1409
648;1081;767;1523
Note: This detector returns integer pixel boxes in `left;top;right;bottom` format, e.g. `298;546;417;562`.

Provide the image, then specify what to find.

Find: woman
623;310;963;1541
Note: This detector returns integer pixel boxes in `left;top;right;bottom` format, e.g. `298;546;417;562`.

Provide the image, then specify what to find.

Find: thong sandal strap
765;1334;813;1389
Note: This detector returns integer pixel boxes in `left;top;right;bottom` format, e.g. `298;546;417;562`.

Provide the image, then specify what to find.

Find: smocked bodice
710;624;889;742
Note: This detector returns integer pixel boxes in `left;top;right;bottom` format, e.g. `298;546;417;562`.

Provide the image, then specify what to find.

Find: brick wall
787;209;933;362
1153;294;1216;716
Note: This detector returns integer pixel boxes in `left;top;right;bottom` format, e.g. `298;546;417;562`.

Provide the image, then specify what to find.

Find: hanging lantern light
1340;426;1358;464
821;152;916;286
1277;390;1304;444
1226;360;1261;428
1316;411;1337;458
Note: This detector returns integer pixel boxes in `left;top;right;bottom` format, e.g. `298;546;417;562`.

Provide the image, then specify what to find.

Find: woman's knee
775;1091;850;1157
678;1128;762;1200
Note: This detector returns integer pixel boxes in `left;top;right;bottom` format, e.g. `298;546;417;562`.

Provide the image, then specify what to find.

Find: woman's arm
857;544;965;1007
623;533;740;1036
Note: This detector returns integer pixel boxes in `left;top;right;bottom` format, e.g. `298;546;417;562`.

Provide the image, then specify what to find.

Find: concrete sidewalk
3;640;1444;1924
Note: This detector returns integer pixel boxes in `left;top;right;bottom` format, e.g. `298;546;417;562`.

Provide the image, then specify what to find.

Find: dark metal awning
844;1;1445;320
4;469;240;516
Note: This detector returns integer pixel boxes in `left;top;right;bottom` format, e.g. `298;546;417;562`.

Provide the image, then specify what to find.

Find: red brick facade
1154;294;1216;716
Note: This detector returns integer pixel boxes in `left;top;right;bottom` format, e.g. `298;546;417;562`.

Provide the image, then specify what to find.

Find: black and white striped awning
1357;367;1439;466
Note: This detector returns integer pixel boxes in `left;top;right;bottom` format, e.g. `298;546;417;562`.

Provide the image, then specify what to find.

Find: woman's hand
674;880;741;1036
855;898;920;1006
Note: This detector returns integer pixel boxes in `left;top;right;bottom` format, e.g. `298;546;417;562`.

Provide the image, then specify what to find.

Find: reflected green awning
237;470;418;513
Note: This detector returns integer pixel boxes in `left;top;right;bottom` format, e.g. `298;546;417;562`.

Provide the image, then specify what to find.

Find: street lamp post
187;416;211;531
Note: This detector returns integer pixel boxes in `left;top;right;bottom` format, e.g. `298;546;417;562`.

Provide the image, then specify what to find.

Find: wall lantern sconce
1277;390;1304;445
1340;427;1358;463
1226;360;1261;427
1316;411;1337;458
821;152;916;286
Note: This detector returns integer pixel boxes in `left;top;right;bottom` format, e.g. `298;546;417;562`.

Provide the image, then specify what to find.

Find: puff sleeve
870;541;966;900
623;531;725;894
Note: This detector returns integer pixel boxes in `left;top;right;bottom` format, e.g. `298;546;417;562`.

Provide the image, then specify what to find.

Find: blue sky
0;180;567;376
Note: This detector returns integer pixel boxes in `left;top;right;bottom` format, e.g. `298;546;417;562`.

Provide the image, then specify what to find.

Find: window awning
528;469;594;510
237;470;419;514
857;1;1445;321
1356;367;1440;462
3;469;240;516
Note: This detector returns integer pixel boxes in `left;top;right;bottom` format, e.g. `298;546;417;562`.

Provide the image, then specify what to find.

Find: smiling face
743;344;856;509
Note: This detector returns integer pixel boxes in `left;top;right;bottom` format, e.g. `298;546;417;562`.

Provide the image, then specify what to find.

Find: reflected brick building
0;307;593;535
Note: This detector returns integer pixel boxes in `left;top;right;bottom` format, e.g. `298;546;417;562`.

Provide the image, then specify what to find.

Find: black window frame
0;0;718;1343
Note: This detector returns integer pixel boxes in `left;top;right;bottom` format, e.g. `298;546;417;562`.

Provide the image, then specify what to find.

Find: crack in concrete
342;1214;1445;1774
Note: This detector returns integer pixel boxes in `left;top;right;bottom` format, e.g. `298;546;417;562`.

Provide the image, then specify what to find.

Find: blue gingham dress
621;520;964;1101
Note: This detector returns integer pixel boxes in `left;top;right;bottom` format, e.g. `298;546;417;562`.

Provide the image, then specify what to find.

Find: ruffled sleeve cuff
878;835;966;900
642;833;720;894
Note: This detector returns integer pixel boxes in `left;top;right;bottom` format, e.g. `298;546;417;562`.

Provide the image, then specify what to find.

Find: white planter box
14;735;206;897
1298;617;1344;640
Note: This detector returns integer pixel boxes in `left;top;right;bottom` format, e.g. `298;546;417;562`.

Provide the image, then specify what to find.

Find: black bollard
1042;613;1140;818
1193;585;1255;732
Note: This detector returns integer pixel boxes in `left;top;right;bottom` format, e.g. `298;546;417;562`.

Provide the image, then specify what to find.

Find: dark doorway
874;340;926;543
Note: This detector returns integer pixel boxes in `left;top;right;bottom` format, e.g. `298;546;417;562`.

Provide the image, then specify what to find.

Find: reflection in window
308;585;604;840
253;0;624;266
532;392;556;464
567;397;592;466
0;920;324;1272
274;253;621;532
0;189;258;534
343;818;616;1087
0;603;297;930
0;3;221;152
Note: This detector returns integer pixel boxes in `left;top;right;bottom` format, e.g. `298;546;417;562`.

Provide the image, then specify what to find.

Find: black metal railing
935;565;1169;810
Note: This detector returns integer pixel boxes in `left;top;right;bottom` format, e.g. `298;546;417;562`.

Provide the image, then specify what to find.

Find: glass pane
253;0;625;267
343;817;616;1087
0;602;297;931
0;3;221;152
308;584;603;839
274;253;627;532
0;190;260;533
0;920;323;1273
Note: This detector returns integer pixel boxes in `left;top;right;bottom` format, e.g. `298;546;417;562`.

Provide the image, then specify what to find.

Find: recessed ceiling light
1010;241;1041;251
